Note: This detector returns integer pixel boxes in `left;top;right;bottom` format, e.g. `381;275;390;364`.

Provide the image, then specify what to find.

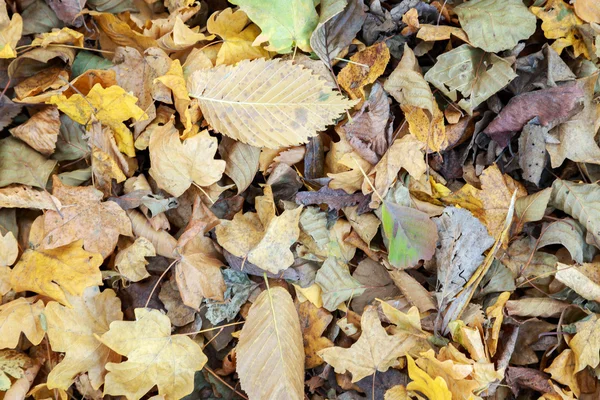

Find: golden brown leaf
338;42;390;100
297;301;333;369
9;106;59;155
114;237;156;282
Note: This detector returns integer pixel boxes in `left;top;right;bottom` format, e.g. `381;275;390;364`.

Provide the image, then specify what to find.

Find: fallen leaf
297;301;333;369
0;0;22;58
49;84;147;156
41;177;133;258
296;186;369;211
425;44;517;114
114;237;156;282
148;118;225;197
90;12;157;54
537;219;588;264
99;308;207;400
11;240;102;306
406;354;452;400
0;231;17;267
0;297;45;349
485;291;510;356
207;8;271;65
318;307;411;382
381;201;438;269
506;298;569;318
544;350;580;397
158;277;196;327
531;0;588;58
0;350;32;391
45;287;122;391
569;313;600;372
388;270;437;313
574;0;600;23
316;256;365;311
205;269;256;325
328;151;371;193
338;42;390;99
237;286;304;399
416;24;469;42
518;123;549;186
555;262;600;302
455;0;536;53
157;17;214;52
219;137;260;194
189;58;356;148
0;137;57;189
216;186;302;273
352;259;400;312
515;187;551;229
9;106;59;155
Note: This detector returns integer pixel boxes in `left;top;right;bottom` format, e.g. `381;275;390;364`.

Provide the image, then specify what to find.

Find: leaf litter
2;0;600;399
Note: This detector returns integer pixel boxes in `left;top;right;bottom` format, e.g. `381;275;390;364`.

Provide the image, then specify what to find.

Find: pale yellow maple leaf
544;349;580;397
0;297;45;349
207;8;271;65
114;237;156;282
45;287;123;391
318;307;414;382
216;185;302;274
148;118;225;197
48;84;147;156
0;231;17;267
98;308;207;400
41;176;133;259
569;313;600;372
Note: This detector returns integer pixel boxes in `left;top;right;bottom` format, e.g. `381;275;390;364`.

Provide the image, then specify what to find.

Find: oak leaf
0;297;45;349
318;307;412;382
99;308;207;400
237;286;304;399
41;177;133;258
10;240;102;306
148;118;225;197
188;58;356;148
45;287;123;391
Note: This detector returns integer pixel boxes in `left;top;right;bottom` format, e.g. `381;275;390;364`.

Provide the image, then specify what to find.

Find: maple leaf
318;307;413;382
0;350;32;391
0;0;22;58
216;185;302;274
11;240;102;306
406;355;452;400
98;308;207;400
0;297;45;349
114;237;156;282
569;314;600;372
40;176;133;259
45;287;123;391
48;84;147;156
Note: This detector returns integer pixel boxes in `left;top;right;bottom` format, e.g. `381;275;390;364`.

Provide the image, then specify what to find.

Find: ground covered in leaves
2;0;600;399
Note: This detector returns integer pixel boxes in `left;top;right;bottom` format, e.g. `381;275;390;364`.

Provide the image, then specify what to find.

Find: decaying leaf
0;350;32;391
316;256;365;311
114;237;156;282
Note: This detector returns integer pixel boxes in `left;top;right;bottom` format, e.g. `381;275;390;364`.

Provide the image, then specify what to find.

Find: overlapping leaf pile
2;0;600;398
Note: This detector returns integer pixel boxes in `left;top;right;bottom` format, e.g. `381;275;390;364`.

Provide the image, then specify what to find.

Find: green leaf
315;256;365;311
424;44;516;114
455;0;536;53
381;201;438;269
0;137;57;189
229;0;319;53
71;51;113;78
205;269;257;325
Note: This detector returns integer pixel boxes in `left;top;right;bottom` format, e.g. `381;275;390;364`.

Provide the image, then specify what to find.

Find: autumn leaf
0;297;45;349
406;355;452;400
338;42;390;100
531;0;588;58
0;0;22;58
315;256;365;311
318;307;412;382
49;84;147;156
45;287;123;391
0;350;32;391
98;308;207;400
188;58;356;148
237;286;304;399
298;301;334;369
11;240;102;306
114;237;155;282
568;314;600;372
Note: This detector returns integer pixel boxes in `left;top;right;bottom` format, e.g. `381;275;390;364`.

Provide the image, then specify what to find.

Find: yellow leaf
157;17;214;51
544;349;580;397
403;102;447;153
31;27;84;48
328;152;371;194
49;84;147;156
417;24;470;43
207;8;271;65
28;384;68;400
406;354;452;400
318;307;413;382
531;0;589;58
114;237;156;282
569;313;600;372
338;42;390;100
294;283;323;308
237;286;304;399
99;308;207;400
0;297;45;349
0;1;22;59
154;60;197;136
0;266;10;295
384;385;408;400
415;349;481;399
297;300;333;369
449;320;487;363
148;118;225;197
45;287;123;391
0;350;32;391
10;240;102;306
485;291;510;357
90;12;158;54
216;186;302;274
41;177;133;259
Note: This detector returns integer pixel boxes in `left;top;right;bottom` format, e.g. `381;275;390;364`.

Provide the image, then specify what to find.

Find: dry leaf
237;286;304;399
99;308;207;400
0;297;45;349
338;42;390;100
298;301;334;369
9;106;59;155
114;237;156;282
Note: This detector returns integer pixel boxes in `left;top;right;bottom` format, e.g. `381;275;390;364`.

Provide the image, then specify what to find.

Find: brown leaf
297;301;333;369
